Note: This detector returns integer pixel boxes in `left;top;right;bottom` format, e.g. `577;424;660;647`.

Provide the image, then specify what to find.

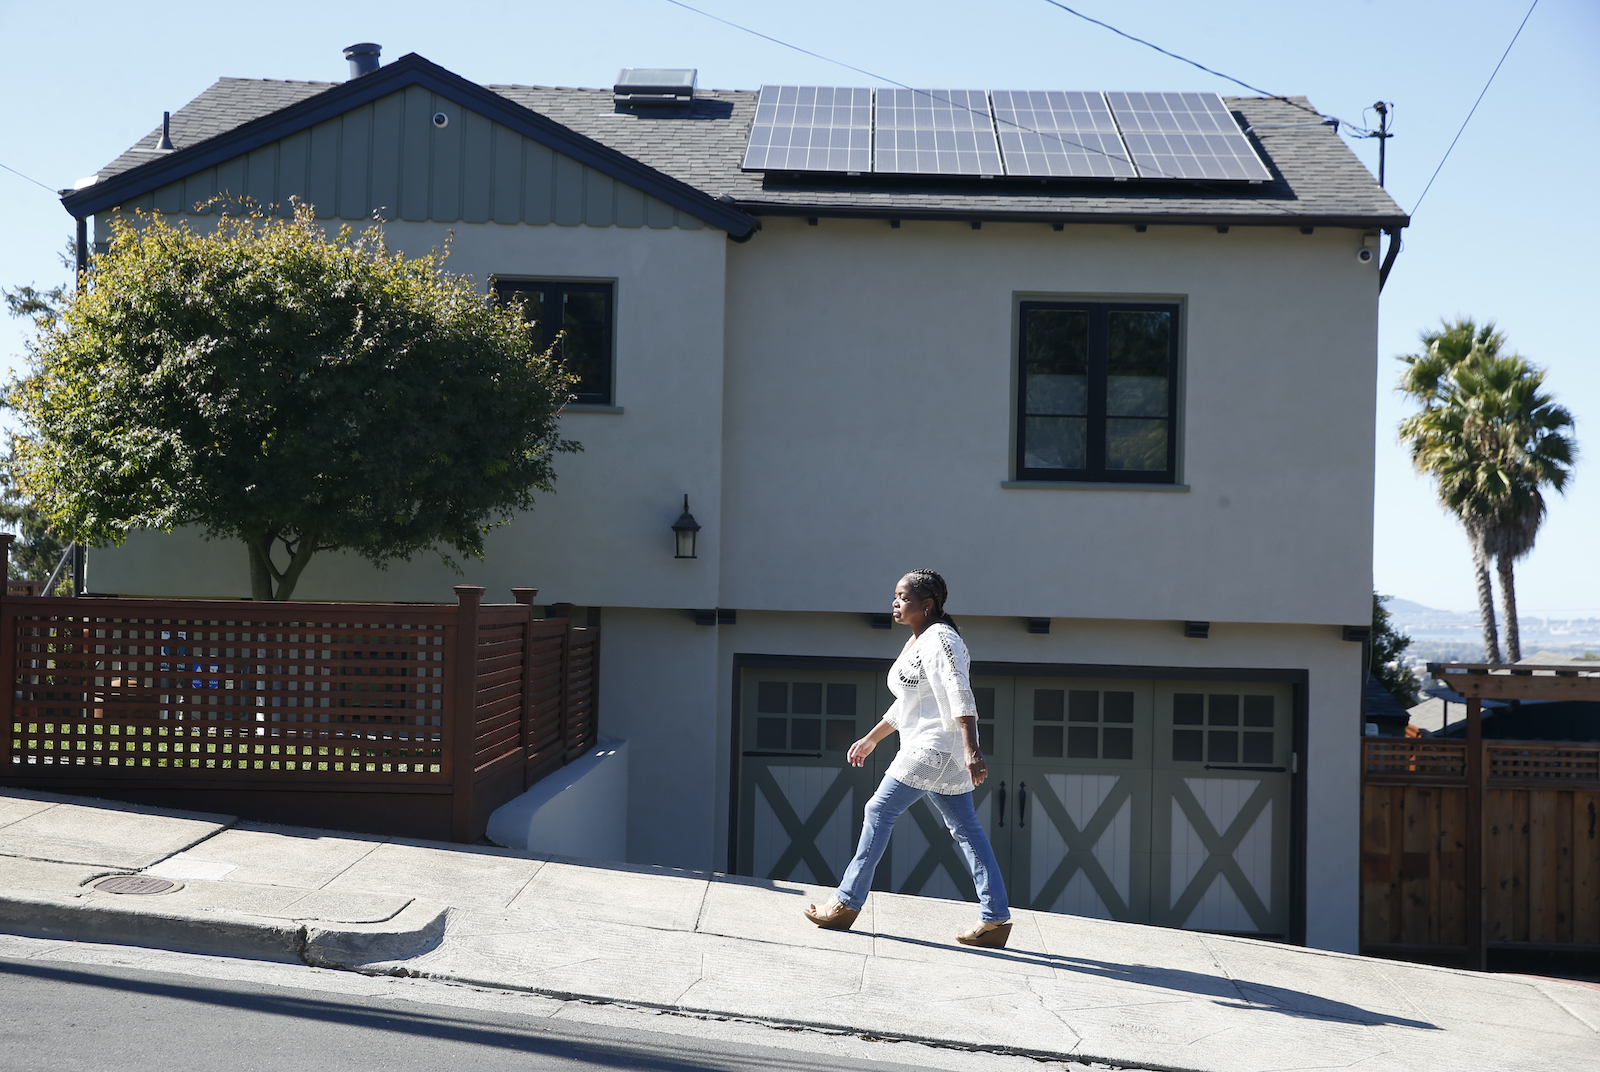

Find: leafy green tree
9;204;577;600
1398;318;1577;663
2;239;76;592
0;449;71;593
1;238;75;327
1372;591;1418;707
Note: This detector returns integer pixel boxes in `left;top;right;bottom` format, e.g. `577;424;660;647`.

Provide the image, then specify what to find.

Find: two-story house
60;47;1407;953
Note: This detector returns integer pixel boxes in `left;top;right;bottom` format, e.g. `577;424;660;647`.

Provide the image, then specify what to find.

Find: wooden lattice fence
0;543;598;842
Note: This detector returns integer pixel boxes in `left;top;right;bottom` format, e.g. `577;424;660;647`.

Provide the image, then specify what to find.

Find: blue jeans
835;776;1010;922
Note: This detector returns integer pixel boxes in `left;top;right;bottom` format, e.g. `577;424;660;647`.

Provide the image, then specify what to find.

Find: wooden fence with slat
1361;735;1600;967
0;551;598;843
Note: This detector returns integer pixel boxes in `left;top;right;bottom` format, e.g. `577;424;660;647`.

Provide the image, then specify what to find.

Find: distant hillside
1385;597;1600;654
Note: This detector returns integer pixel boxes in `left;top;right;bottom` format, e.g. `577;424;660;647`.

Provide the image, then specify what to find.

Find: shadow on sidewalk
866;932;1440;1031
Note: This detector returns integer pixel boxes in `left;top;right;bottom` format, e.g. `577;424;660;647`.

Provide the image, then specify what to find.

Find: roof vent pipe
155;111;175;152
344;42;381;79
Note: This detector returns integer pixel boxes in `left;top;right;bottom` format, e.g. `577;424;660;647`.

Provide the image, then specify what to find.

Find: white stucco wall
720;217;1377;627
597;608;722;870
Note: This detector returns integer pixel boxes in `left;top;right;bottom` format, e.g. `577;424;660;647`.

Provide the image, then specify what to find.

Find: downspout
72;214;88;596
1377;226;1402;292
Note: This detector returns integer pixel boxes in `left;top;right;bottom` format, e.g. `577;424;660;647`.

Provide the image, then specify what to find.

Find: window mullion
1087;305;1109;476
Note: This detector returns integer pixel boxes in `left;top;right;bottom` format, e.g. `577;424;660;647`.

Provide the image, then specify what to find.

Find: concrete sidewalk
0;789;1594;1072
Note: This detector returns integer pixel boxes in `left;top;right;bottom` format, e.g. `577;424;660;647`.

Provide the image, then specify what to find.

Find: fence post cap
453;585;485;606
510;587;539;605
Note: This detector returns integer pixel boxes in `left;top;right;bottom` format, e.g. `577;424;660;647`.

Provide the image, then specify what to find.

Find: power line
662;0;910;89
1036;0;1373;136
0;161;57;194
1409;0;1538;217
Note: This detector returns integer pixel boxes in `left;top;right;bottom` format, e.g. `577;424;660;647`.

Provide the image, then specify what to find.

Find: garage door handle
996;781;1006;827
1018;782;1027;827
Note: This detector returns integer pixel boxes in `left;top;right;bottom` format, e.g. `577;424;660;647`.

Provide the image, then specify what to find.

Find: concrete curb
0;890;450;971
303;901;451;969
0;889;305;963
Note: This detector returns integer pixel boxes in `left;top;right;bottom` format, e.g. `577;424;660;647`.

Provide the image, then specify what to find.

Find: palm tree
1399;319;1510;662
1398;319;1577;664
1470;360;1576;661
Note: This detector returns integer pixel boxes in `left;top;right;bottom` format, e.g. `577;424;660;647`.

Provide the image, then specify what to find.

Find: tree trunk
1498;553;1521;663
245;533;319;600
1472;544;1503;664
246;540;275;601
273;539;318;601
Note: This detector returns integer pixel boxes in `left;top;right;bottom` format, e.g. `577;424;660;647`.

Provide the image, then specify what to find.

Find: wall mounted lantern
672;495;701;559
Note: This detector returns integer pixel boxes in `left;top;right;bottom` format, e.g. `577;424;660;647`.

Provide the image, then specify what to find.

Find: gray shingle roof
100;78;336;180
95;76;1407;228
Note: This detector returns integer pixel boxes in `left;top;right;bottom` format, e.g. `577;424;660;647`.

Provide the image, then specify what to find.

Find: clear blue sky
2;0;1595;614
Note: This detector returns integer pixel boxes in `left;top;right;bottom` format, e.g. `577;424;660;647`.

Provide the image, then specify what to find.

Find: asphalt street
0;935;1121;1072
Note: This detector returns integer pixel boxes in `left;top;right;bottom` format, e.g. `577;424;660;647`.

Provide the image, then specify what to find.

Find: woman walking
804;569;1012;948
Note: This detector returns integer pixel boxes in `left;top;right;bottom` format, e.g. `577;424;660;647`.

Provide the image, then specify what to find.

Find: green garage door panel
738;669;881;886
1151;681;1294;938
105;89;703;233
1009;678;1155;922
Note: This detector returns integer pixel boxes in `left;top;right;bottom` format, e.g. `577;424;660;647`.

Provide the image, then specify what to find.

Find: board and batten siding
98;86;703;235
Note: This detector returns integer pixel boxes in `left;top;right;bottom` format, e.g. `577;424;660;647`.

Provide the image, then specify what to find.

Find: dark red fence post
511;587;538;788
450;585;484;842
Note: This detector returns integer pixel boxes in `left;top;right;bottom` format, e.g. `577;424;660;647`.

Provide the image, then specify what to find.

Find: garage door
735;667;1294;939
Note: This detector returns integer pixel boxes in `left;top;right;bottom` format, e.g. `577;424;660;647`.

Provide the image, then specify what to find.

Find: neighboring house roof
65;53;1407;232
1366;674;1412;729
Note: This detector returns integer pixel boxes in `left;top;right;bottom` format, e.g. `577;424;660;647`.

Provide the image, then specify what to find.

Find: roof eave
61;53;759;237
737;202;1409;230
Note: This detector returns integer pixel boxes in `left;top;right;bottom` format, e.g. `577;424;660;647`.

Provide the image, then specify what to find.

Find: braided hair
904;568;958;634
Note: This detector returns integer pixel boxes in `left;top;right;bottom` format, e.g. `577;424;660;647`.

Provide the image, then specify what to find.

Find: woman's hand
965;748;988;786
847;737;877;767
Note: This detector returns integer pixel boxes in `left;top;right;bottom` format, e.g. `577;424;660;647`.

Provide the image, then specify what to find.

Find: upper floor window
493;280;615;405
1016;300;1179;483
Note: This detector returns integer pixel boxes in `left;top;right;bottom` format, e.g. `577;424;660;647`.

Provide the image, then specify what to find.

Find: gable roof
61;53;759;236
66;56;1406;233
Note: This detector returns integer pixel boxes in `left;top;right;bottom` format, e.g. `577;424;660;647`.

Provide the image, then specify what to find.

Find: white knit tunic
882;623;979;795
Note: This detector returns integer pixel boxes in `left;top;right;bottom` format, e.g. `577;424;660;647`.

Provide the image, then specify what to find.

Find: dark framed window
1016;300;1179;483
493;280;615;405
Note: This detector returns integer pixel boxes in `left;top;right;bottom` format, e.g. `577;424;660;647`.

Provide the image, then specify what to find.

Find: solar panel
990;91;1135;179
1103;92;1271;181
741;85;872;173
873;89;1002;176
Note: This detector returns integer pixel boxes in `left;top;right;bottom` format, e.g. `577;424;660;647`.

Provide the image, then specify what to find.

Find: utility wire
1409;0;1538;217
0;161;57;194
662;0;911;89
1037;0;1373;136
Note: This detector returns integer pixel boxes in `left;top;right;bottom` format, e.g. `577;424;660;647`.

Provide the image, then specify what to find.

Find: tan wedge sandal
956;919;1012;948
804;898;861;931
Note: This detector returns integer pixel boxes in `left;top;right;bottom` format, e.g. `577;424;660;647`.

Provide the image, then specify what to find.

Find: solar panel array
990;91;1135;179
742;87;1271;182
1104;92;1273;182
